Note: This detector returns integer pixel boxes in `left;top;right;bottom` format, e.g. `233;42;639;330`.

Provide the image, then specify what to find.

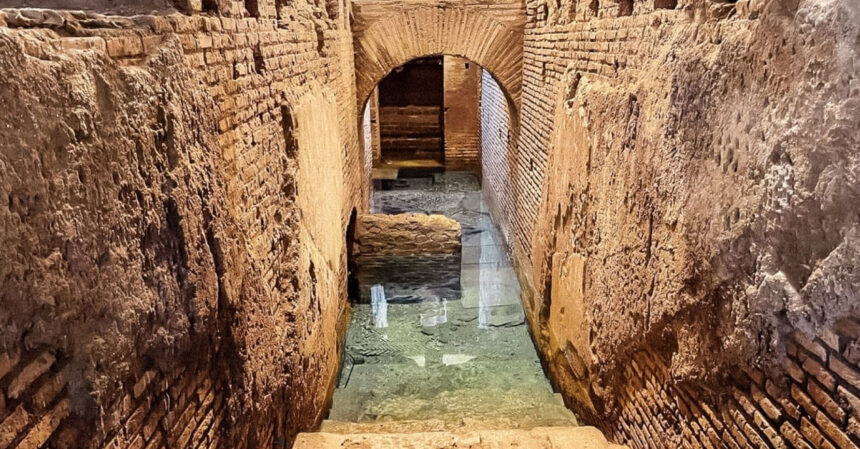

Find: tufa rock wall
476;0;860;447
0;0;362;447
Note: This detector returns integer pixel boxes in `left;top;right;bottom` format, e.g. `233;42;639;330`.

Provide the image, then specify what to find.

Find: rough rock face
0;0;360;446
354;213;461;256
515;0;860;445
532;0;859;384
0;29;228;412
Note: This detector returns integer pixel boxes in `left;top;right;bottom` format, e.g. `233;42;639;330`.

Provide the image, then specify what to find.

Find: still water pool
326;172;576;431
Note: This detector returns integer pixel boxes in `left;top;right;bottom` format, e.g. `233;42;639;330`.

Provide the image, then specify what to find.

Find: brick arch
353;6;523;112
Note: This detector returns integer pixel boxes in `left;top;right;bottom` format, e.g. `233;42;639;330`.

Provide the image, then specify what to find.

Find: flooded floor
327;172;576;430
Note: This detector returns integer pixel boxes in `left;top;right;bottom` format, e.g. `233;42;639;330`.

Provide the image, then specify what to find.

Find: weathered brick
57;37;107;52
751;383;782;421
800;416;837;449
780;421;814;449
808;380;847;423
133;370;157;399
7;351;55;400
0;405;30;449
15;399;69;449
31;365;68;411
105;34;144;58
792;383;820;417
815;410;857;449
804;356;838;390
831;357;860;390
795;332;829;362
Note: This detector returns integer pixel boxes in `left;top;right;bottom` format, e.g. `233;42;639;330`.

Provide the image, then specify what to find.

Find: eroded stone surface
294;426;626;449
355;213;461;256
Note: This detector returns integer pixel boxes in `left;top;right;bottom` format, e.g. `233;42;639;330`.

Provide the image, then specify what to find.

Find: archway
353;5;524;114
359;55;520;182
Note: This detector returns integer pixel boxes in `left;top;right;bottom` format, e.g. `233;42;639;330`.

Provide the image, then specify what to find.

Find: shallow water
327;172;576;429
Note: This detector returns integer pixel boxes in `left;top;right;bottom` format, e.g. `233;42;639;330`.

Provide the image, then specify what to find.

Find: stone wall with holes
501;0;860;447
443;56;482;170
0;0;360;447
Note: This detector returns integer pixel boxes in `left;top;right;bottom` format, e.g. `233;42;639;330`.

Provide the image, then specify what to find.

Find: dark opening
245;0;260;17
654;0;677;8
325;0;340;19
201;0;218;13
346;208;359;302
618;0;633;16
536;3;549;22
590;0;599;15
281;105;298;159
377;57;445;165
253;45;266;73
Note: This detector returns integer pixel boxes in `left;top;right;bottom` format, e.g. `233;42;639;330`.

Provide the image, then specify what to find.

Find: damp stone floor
325;172;577;432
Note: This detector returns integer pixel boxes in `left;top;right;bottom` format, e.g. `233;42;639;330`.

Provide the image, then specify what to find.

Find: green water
327;172;576;429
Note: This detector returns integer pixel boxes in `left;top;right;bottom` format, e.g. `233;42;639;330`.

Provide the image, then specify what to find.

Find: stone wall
0;0;361;447
353;213;461;257
352;213;462;303
490;0;860;447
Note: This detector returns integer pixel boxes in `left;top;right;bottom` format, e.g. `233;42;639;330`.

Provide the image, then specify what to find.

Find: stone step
294;426;627;449
320;416;573;434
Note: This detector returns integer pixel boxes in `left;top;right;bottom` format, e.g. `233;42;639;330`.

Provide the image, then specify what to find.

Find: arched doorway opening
359;55;520;196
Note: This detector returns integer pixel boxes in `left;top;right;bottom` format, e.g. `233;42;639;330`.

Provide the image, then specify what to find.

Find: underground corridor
314;57;588;445
0;0;858;449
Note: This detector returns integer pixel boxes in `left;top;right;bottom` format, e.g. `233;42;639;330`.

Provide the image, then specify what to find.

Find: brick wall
351;0;524;113
0;0;362;447
480;69;519;248
592;321;860;449
443;56;482;170
0;357;232;449
504;0;860;448
368;87;382;166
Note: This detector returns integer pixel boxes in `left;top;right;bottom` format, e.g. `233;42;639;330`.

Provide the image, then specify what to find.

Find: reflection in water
419;298;448;327
328;172;576;429
371;285;388;329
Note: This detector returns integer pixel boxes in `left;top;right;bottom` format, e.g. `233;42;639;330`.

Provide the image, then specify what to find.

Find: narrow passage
326;172;576;431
